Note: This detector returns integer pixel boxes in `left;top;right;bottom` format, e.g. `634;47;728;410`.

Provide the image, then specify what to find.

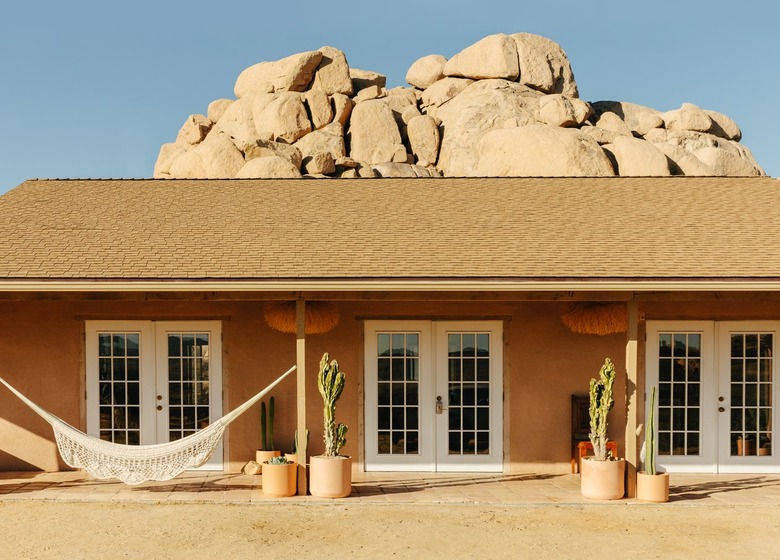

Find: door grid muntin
166;332;212;441
729;332;773;457
447;332;491;455
657;332;702;456
97;332;142;445
375;332;420;455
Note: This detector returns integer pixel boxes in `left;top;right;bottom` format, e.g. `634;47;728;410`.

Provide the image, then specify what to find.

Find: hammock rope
0;365;296;485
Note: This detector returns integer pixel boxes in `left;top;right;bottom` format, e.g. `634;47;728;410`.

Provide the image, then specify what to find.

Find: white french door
646;321;780;473
86;321;223;470
364;321;503;472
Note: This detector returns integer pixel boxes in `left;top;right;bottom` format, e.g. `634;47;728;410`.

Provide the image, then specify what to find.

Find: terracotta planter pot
284;453;298;464
636;471;670;502
261;461;297;497
309;455;352;498
255;450;281;472
580;457;625;500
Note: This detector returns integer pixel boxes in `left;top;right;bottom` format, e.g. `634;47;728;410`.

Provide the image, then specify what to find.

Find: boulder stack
155;33;765;179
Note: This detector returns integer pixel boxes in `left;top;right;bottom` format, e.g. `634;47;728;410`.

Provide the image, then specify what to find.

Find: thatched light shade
561;302;628;336
264;301;340;335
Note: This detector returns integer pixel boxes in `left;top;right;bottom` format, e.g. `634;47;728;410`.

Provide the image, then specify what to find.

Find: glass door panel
375;332;420;456
656;332;702;457
97;332;142;445
726;332;773;459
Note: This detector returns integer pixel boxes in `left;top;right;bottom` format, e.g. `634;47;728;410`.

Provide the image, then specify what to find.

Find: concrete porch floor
2;470;780;506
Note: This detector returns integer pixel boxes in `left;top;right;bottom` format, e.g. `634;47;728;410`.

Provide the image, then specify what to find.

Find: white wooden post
296;299;308;495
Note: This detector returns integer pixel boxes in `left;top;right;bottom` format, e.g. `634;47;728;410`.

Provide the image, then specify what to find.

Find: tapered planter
580;457;625;500
262;461;297;497
636;471;670;502
309;455;352;498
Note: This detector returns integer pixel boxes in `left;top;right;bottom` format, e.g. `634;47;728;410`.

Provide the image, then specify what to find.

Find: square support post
296;299;308;495
624;300;639;498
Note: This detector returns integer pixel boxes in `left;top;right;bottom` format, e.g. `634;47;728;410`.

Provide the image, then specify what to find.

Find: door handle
436;396;446;414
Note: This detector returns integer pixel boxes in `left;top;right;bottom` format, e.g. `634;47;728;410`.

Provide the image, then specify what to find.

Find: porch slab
2;470;780;506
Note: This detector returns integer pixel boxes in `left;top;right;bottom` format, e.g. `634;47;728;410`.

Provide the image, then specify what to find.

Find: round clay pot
636;471;670;502
309;455;352;498
580;457;625;500
261;461;297;498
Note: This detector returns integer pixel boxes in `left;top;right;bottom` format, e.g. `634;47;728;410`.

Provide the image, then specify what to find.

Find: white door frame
717;322;779;473
364;320;503;472
86;320;223;470
646;320;780;474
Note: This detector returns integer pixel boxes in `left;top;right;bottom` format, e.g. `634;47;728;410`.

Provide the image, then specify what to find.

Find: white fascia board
1;279;780;292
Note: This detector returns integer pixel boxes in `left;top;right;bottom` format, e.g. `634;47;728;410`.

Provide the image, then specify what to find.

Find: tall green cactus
318;352;348;456
646;386;657;475
259;396;275;451
588;357;616;461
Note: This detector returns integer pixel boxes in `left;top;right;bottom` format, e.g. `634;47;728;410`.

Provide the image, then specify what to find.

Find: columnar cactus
588;357;616;461
318;352;348;456
646;386;657;475
259;396;275;451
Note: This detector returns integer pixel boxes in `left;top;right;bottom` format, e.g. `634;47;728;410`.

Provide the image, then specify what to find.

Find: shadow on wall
0;449;42;472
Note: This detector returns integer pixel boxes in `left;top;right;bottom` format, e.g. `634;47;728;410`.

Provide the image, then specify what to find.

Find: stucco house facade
1;176;778;495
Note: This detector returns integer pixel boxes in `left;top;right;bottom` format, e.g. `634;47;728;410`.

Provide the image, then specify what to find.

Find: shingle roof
0;176;777;283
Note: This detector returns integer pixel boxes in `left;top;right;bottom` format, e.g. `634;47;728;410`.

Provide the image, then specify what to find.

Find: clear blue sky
1;0;777;193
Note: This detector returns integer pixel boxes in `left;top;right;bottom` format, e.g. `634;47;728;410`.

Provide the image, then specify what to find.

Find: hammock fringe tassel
0;365;296;485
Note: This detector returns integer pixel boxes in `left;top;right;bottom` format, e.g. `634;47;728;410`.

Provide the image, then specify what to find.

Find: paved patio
2;470;780;506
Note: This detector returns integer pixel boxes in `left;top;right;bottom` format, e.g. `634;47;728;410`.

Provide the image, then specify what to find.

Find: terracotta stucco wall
3;294;779;474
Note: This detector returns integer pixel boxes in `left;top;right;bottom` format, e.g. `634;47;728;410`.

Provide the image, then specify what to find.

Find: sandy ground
2;501;779;559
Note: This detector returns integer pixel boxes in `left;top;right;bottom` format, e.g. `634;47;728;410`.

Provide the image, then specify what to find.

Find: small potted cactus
580;357;625;500
309;352;351;498
255;397;281;468
637;386;670;502
261;455;297;498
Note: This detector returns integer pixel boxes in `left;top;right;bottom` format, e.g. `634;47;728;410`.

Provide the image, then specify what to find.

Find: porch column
296;299;308;495
624;300;639;498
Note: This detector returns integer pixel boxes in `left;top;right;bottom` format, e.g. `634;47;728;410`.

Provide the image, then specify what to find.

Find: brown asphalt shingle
0;176;777;282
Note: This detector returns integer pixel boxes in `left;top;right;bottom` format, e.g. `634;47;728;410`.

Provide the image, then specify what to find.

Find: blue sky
1;1;777;193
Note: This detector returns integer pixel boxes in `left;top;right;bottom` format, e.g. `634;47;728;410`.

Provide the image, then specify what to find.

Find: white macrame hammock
0;365;295;485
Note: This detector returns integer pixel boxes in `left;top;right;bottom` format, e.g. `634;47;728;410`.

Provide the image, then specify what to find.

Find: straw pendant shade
561;302;628;336
264;301;340;335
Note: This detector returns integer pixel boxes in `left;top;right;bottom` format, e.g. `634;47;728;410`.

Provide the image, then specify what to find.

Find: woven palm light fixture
264;301;340;335
561;302;628;336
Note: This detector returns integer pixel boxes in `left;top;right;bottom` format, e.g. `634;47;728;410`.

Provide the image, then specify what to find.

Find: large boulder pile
154;33;764;179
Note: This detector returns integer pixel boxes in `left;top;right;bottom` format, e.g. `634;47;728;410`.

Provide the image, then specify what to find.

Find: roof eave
1;278;780;292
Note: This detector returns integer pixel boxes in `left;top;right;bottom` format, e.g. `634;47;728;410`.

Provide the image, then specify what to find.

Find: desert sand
2;501;779;559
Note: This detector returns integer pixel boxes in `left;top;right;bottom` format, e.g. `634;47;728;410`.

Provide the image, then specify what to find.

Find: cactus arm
260;401;267;451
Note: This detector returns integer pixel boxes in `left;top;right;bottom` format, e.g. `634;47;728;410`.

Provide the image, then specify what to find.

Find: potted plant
637;385;670;502
309;352;351;498
255;397;281;467
261;455;297;498
580;357;625;500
